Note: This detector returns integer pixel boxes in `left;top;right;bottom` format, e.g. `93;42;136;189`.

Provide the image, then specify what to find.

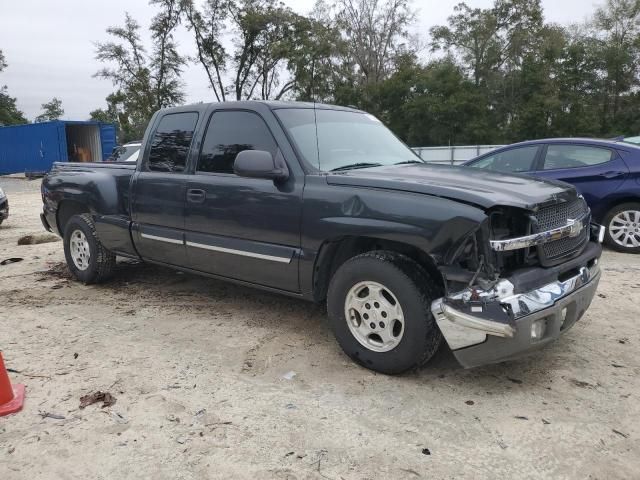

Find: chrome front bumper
431;242;602;368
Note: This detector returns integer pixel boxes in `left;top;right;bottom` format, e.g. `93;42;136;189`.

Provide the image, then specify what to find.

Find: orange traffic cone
0;352;25;416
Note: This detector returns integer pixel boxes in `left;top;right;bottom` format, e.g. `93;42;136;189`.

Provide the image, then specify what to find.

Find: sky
0;0;598;121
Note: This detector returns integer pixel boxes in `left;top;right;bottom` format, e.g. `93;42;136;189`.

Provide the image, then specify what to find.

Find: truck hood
326;163;577;210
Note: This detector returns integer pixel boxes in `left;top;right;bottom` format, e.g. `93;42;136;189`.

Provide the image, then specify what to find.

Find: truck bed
42;161;137;250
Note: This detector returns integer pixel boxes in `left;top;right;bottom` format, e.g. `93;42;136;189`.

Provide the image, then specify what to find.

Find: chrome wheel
344;281;405;352
609;210;640;249
69;229;91;271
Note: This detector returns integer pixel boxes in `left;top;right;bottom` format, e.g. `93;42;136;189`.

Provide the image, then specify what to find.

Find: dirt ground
0;177;639;479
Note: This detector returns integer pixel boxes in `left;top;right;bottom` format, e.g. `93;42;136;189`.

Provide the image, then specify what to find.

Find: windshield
112;144;141;162
275;108;421;172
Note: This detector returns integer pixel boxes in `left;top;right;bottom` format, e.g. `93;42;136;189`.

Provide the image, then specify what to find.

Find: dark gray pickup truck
41;101;604;374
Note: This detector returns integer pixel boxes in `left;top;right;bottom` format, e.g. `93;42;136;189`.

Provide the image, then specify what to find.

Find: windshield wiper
330;162;383;172
395;159;424;165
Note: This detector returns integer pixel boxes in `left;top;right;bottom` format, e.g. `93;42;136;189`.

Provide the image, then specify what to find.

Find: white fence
412;145;504;165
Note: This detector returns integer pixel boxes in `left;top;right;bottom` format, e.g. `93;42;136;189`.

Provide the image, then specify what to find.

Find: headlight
0;188;5;200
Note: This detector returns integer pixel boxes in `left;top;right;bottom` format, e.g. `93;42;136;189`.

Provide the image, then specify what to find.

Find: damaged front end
432;200;604;368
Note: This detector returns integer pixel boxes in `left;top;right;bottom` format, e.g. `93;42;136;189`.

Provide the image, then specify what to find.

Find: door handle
186;188;206;203
599;171;625;179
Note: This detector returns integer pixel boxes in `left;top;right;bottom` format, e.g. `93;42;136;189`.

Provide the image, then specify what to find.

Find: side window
542;145;613;170
470;146;539;173
198;111;277;174
147;112;198;172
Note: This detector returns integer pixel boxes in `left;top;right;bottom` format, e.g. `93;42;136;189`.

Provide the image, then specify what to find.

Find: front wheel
327;251;443;374
603;203;640;254
63;214;116;284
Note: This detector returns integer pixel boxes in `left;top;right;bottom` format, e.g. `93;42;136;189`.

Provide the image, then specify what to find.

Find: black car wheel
327;251;443;375
63;214;116;283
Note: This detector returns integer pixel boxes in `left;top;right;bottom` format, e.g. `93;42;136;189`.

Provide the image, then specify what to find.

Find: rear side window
469;145;539;173
147;112;198;172
197;111;277;174
542;145;613;170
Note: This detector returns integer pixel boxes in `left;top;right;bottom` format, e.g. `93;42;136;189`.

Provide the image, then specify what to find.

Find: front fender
299;177;487;296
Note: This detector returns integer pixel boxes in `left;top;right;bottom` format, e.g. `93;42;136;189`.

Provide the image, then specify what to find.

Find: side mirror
233;149;289;181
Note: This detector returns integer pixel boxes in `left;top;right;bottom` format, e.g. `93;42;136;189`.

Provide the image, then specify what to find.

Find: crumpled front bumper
431;241;602;368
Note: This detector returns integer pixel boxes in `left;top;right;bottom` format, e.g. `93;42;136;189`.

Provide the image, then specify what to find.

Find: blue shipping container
0;120;117;175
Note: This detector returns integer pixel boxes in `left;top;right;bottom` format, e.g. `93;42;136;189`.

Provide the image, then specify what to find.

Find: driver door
183;109;303;292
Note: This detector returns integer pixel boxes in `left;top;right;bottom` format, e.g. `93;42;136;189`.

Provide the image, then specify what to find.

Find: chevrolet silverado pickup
41;101;604;374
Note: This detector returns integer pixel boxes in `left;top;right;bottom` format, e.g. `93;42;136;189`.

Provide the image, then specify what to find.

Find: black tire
327;250;443;375
63;213;116;284
603;202;640;254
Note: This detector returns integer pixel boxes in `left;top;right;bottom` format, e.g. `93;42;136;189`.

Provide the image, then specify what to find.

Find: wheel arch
312;235;445;303
597;195;640;223
57;199;91;234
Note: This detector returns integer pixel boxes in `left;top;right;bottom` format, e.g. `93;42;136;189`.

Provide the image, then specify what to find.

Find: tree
0;48;27;126
90;91;145;142
182;0;315;101
94;3;185;140
430;3;503;88
543;27;600;138
88;0;640;146
431;0;543;88
287;12;344;102
370;57;492;146
335;0;415;86
0;88;27;126
592;0;640;134
35;97;64;122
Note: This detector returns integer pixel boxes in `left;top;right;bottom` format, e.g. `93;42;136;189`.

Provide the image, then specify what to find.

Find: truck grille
534;197;589;264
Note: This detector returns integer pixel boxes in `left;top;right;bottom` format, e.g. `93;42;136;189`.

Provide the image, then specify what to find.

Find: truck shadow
97;259;564;390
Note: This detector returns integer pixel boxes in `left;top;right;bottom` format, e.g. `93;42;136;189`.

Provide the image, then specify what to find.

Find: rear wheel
327;251;443;374
603;203;640;253
63;214;115;283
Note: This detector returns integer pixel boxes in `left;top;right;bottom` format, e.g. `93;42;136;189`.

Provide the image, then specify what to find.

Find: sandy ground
0;177;639;479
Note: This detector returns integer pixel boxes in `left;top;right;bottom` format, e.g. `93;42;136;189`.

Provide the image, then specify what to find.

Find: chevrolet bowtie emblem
567;218;583;237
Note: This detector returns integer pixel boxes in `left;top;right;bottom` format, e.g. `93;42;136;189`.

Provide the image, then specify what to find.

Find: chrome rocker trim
185;241;292;263
490;212;589;252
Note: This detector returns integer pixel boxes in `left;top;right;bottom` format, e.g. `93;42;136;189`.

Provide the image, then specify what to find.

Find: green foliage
0;48;27;126
35;97;64;122
0;87;27;126
423;0;640;144
182;0;332;101
90;0;640;146
93;3;184;142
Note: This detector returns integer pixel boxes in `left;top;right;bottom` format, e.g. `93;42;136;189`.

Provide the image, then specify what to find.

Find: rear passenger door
183;109;303;292
131;111;199;266
534;144;628;216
